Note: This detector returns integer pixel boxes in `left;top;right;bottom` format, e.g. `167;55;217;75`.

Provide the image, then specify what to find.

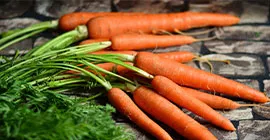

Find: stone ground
0;0;270;140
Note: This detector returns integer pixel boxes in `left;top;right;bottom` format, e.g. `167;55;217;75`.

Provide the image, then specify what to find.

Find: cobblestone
238;120;270;140
199;54;265;77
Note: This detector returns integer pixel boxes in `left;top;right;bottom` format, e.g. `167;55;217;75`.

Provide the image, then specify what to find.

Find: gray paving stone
214;26;270;41
199;54;265;77
0;39;32;55
204;40;270;54
0;18;40;33
205;124;238;140
253;102;270;119
263;80;270;97
33;37;50;48
0;0;33;18
218;108;253;121
116;122;152;140
113;0;186;13
145;42;202;54
35;0;110;18
238;120;270;140
189;1;269;23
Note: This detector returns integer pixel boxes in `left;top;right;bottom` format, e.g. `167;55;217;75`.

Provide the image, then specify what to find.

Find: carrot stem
0;29;46;51
0;20;58;47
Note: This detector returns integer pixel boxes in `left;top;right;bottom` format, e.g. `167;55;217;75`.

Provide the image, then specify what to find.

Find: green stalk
28;74;76;86
29;25;88;56
0;42;110;77
0;20;58;47
80;60;134;84
86;55;154;79
38;78;86;91
0;29;46;51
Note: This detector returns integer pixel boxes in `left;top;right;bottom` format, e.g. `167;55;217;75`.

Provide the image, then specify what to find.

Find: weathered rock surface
263;80;270;97
33;37;50;48
189;1;269;23
218;108;253;121
116;122;153;140
0;39;32;55
214;26;270;41
204;40;270;54
253;102;270;119
199;54;265;77
0;18;40;33
113;0;187;13
238;120;270;140
205;124;238;140
35;0;110;18
0;0;33;18
145;42;202;54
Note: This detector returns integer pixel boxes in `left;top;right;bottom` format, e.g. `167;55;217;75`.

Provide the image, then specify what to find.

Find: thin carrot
151;75;235;131
110;34;197;50
96;62;132;75
79;39;109;45
59;12;144;31
87;12;239;39
134;52;269;103
181;87;241;110
156;51;196;63
108;88;173;140
132;86;217;140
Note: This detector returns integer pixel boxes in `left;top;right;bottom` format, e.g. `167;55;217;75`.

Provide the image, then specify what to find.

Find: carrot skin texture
156;51;195;63
79;39;109;45
87;12;240;39
181;87;241;110
59;12;144;31
108;88;173;140
135;52;268;103
151;76;235;131
133;86;217;140
111;34;197;50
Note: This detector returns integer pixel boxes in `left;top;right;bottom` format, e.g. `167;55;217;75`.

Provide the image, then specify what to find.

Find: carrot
108;88;173;140
59;12;144;31
87;12;239;39
132;86;217;140
110;34;197;50
96;62;132;75
181;87;241;110
156;51;196;63
152;75;235;131
134;52;269;103
79;39;109;45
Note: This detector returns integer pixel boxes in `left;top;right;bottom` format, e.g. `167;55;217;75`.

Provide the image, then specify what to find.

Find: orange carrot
133;86;217;140
96;62;132;75
156;51;196;63
134;52;268;103
108;88;173;140
59;12;144;31
181;87;241;110
79;39;109;45
87;12;239;39
110;34;197;50
151;75;235;131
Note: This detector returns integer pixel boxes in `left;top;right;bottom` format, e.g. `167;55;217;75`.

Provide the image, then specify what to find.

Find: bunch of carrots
1;11;269;140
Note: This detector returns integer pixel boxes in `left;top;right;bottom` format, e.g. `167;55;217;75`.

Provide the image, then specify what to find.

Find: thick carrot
134;52;268;103
110;34;197;50
59;12;144;31
151;75;235;131
108;88;173;140
181;87;241;110
87;12;239;39
133;86;217;140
